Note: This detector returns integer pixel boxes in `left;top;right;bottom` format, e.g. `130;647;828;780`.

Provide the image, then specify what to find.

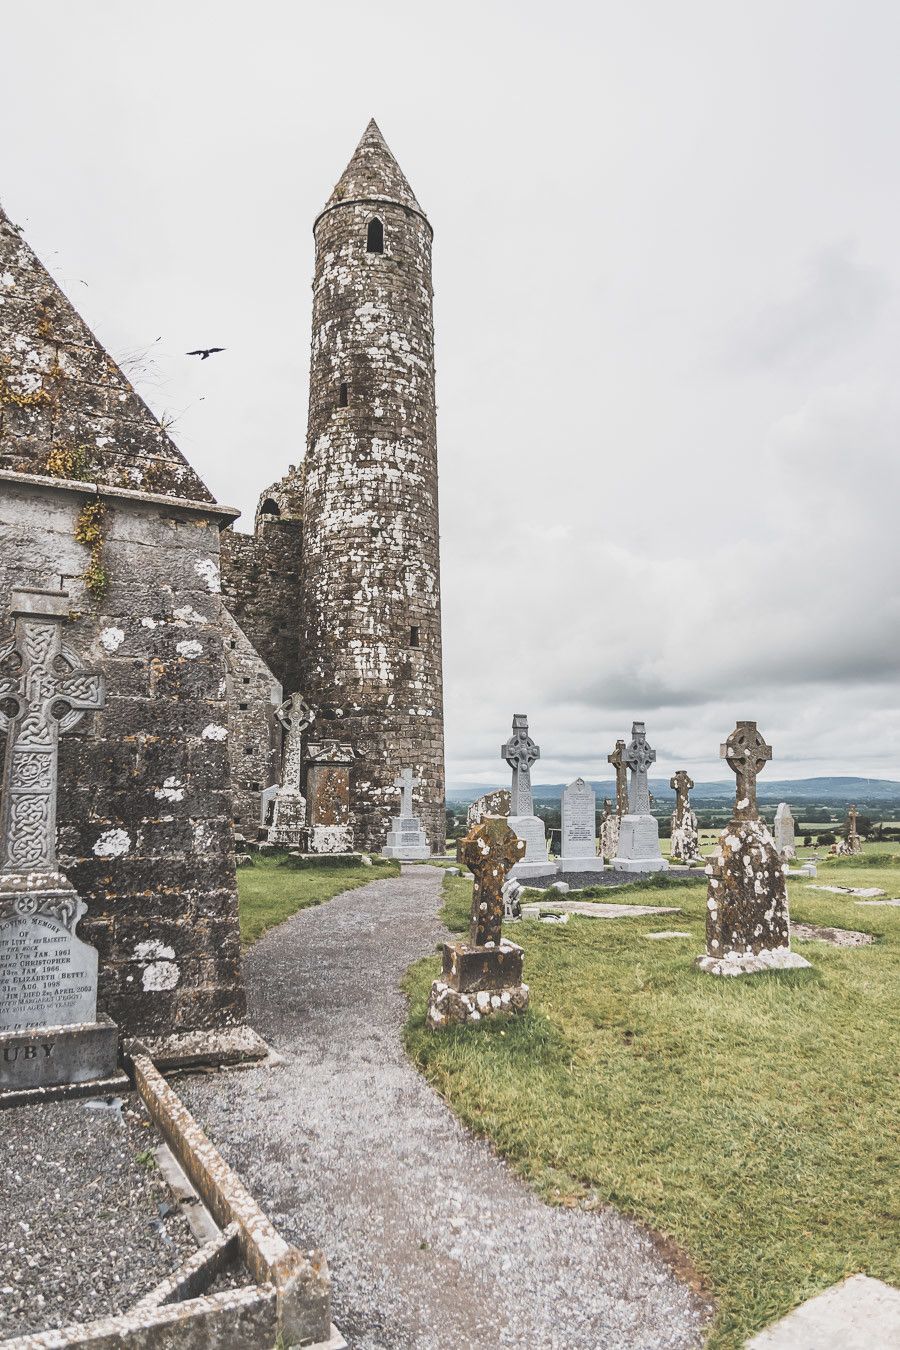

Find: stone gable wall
220;518;304;695
0;474;247;1037
223;609;282;840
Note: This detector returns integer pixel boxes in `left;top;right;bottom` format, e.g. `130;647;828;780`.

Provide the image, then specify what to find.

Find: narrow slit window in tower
366;218;384;254
338;382;348;407
410;625;420;648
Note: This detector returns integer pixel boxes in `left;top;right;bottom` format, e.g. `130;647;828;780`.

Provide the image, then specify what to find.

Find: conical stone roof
323;119;425;216
0;200;215;503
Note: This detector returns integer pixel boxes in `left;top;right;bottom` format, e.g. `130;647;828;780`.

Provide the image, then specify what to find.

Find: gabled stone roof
0;201;215;503
324;119;425;216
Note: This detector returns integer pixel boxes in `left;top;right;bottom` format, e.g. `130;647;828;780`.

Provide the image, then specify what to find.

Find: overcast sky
3;1;899;787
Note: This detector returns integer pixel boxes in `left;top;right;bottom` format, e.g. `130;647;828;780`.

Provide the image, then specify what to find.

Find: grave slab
746;1274;900;1349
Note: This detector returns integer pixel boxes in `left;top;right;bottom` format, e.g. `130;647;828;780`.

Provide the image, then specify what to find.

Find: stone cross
275;693;315;795
848;804;858;833
394;767;420;818
459;816;526;947
501;713;540;816
720;721;772;821
607;739;629;819
0;591;105;878
670;770;694;824
623;722;656;815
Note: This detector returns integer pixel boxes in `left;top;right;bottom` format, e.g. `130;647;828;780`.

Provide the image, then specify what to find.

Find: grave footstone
612;722;668;873
302;742;356;853
501;714;555;880
427;817;528;1028
0;590;119;1096
382;768;430;859
558;778;602;872
773;802;796;860
697;721;811;976
268;694;315;847
670;770;701;862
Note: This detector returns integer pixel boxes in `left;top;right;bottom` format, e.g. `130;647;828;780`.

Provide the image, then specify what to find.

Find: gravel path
181;864;710;1349
0;1096;197;1339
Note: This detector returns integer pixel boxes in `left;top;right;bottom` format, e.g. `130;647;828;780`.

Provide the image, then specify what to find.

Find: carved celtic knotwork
0;594;105;877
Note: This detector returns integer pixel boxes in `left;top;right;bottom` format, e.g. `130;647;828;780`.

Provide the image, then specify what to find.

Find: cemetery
1;19;898;1350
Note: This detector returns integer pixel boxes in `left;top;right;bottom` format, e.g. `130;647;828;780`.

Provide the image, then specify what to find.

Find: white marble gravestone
501;714;555;880
612;721;668;873
558;778;602;873
0;589;119;1095
383;768;430;859
773;802;796;860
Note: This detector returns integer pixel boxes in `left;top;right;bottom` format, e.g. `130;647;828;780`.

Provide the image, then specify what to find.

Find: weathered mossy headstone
426;817;528;1028
697;721;811;976
670;770;701;863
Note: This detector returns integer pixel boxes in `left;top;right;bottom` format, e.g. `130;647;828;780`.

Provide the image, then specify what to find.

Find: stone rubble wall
220;513;304;695
0;475;247;1038
299;196;445;853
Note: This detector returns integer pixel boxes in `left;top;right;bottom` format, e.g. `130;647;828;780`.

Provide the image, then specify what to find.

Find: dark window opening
366;218;384;253
239;702;248;710
260;498;280;516
339;382;349;407
410;625;420;648
250;781;261;792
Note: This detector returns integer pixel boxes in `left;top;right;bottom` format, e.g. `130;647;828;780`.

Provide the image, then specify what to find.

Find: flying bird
186;347;226;360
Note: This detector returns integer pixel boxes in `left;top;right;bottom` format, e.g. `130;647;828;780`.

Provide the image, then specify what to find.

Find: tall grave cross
501;713;540;816
275;692;315;796
0;590;105;882
459;816;526;947
670;770;695;824
720;720;772;821
623;721;656;816
607;739;629;819
394;767;420;818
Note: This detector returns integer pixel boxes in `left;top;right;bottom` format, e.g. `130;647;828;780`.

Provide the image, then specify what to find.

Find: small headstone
427;818;528;1028
502;876;523;920
466;789;510;829
501;714;555;880
669;770;701;863
697;721;811;977
302;741;356;853
0;590;118;1095
268;694;315;847
773;802;796;860
550;881;570;893
557;778;602;873
612;722;668;873
382;768;430;859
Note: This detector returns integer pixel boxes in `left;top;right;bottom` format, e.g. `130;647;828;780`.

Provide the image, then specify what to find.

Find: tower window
260;498;280;516
338;382;348;407
366;218;384;254
410;625;420;648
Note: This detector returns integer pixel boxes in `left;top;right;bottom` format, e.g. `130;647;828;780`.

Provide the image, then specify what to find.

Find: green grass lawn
237;852;400;945
403;850;900;1348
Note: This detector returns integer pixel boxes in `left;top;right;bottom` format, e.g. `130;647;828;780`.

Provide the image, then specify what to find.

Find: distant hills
447;777;900;806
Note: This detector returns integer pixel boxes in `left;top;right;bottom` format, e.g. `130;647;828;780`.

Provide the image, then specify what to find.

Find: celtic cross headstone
669;770;700;863
427;817;529;1029
0;590;119;1094
697;721;810;976
612;721;667;872
607;739;629;819
501;713;539;816
500;714;554;879
269;693;315;847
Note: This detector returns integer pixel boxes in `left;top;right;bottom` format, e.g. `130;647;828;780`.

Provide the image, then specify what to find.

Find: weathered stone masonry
299;121;446;853
0;202;248;1042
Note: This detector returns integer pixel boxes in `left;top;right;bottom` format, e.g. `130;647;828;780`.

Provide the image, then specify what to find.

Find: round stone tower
299;120;445;854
